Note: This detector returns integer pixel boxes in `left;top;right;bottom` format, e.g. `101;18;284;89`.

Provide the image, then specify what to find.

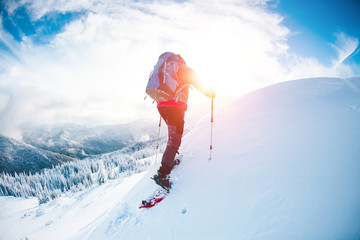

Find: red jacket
157;100;188;111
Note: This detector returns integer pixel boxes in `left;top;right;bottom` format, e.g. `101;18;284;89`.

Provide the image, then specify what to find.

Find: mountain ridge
0;135;75;174
20;120;158;159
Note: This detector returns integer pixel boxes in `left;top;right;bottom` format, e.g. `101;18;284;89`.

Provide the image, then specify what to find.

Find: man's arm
181;66;216;98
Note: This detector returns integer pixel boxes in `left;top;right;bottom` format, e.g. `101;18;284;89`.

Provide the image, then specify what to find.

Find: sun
186;48;256;98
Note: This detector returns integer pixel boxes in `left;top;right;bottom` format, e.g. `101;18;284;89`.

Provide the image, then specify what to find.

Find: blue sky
275;0;360;66
0;3;85;53
0;0;359;138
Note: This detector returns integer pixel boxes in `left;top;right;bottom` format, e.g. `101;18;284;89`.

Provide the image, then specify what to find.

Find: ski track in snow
1;77;360;240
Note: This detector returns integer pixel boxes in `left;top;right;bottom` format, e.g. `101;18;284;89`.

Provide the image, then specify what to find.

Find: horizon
0;0;359;138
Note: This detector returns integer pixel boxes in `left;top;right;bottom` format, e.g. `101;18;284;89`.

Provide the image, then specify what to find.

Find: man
153;52;216;190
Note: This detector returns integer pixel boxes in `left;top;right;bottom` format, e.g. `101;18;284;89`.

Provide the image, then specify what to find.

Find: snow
1;77;360;239
0;172;145;240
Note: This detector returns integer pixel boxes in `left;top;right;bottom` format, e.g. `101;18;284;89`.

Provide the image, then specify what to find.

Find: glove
205;89;216;98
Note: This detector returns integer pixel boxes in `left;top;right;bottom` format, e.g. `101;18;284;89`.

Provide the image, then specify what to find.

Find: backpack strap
174;83;189;102
163;60;167;84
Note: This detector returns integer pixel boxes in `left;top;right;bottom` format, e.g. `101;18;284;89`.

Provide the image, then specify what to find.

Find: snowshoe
139;188;169;209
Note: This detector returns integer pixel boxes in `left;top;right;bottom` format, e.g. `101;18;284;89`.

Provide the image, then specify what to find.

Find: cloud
0;93;9;113
330;32;359;68
0;0;359;139
281;32;360;80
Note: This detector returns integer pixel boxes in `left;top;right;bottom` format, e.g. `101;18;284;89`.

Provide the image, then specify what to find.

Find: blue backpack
146;52;186;102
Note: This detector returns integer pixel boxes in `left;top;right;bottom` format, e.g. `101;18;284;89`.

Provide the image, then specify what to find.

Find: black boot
153;174;171;190
155;162;172;190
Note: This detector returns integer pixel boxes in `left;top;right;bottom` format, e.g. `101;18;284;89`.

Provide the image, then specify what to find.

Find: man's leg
157;107;185;176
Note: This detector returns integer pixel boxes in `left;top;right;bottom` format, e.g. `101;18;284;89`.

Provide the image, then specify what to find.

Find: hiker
146;52;216;189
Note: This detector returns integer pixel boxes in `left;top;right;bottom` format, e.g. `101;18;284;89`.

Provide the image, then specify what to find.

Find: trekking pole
155;116;162;163
209;97;214;160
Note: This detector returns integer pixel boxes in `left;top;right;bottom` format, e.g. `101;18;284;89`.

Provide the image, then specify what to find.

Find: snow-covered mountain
0;138;164;203
0;77;359;239
0;135;75;174
21;120;158;159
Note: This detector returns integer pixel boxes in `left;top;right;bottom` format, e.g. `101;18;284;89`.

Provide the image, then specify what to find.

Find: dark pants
157;107;185;176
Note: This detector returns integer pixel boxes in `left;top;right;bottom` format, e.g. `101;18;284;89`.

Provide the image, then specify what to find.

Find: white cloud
0;0;359;138
0;93;9;113
330;32;359;69
280;32;360;81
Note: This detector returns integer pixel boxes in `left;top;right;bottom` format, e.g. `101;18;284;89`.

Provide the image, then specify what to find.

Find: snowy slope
88;77;360;239
1;77;360;240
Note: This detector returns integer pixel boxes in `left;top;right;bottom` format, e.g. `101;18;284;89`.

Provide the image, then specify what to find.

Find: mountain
0;135;75;174
0;77;359;239
21;120;158;159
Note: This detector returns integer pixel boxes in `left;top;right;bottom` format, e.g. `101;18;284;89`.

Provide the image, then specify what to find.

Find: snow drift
1;77;360;240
